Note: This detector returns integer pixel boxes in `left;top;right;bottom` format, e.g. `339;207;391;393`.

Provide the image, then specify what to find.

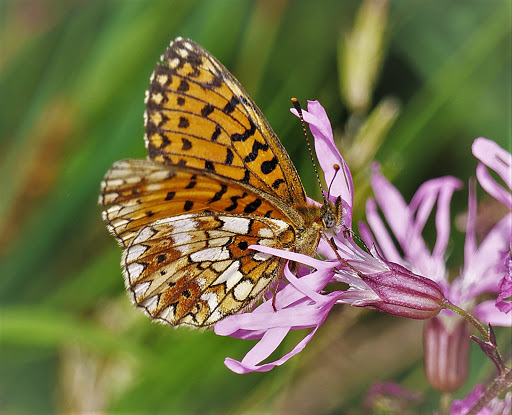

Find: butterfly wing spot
257;227;273;238
133;281;150;301
126;262;147;283
244;198;262;214
177;79;189;92
167;57;180;69
133;227;157;244
156;74;169;86
207;236;231;248
150;92;165;105
102;192;120;205
172;231;192;246
111;218;129;229
261;157;278;174
200;292;219;312
158;306;175;322
253;251;272;262
143;293;158;308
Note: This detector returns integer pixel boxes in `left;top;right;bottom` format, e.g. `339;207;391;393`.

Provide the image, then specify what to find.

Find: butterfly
99;37;342;328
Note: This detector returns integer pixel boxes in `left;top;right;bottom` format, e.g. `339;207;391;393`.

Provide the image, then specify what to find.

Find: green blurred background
1;0;510;414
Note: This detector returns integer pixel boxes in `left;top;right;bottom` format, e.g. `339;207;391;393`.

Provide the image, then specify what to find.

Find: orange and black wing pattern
144;37;307;207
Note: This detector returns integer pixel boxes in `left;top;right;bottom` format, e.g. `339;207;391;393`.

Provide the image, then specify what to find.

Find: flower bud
423;316;471;392
360;262;445;319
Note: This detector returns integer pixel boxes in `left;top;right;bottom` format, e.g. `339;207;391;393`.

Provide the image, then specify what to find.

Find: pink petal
476;163;512;209
464;179;478;262
472;137;512;189
474;300;512;327
410;177;462;259
282;265;331;304
496;272;512;314
290;100;354;226
450;385;485;415
364;198;404;264
370;165;413;248
219;291;340;373
240;327;289;366
473;137;512;209
458;213;512;299
249;244;328;269
224;327;320;374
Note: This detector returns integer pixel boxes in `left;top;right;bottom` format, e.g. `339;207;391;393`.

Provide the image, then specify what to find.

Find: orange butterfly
99;37;341;327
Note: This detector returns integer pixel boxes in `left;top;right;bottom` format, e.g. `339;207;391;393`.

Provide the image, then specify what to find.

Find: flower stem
439;392;452;415
467;367;512;415
442;300;489;340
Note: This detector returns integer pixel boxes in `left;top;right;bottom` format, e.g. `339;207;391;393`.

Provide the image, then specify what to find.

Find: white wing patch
133;227;157;244
234;280;253;301
213;261;243;289
126;244;148;262
127;263;145;282
133;281;150;300
190;246;230;262
219;217;251;234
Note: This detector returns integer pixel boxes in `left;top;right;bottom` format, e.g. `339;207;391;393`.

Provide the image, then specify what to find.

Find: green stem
442;300;489;340
439;392;453;415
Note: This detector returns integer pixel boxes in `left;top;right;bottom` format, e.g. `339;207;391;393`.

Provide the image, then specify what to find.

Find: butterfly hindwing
123;213;288;327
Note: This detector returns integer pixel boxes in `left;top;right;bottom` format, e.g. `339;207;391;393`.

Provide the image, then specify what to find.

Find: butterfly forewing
145;37;307;207
100;37;327;328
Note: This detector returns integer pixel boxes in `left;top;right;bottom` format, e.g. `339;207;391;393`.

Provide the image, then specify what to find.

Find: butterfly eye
322;211;336;229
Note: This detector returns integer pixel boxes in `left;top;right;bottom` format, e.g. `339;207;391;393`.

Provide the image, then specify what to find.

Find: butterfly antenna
291;98;329;206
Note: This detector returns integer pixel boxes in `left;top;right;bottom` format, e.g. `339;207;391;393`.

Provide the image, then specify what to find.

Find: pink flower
359;155;511;390
472;137;512;315
215;101;447;373
360;166;511;327
496;271;512;314
291;100;354;229
423;317;471;392
332;238;445;319
294;101;446;320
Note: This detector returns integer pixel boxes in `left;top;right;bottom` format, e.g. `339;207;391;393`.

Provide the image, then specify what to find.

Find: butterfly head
321;195;343;230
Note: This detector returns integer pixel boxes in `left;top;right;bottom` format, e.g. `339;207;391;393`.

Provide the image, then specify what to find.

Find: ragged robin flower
472;137;512;315
215;101;447;373
359;153;511;391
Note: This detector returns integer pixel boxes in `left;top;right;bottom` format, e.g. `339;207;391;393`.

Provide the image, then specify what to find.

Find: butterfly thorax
293;197;342;257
